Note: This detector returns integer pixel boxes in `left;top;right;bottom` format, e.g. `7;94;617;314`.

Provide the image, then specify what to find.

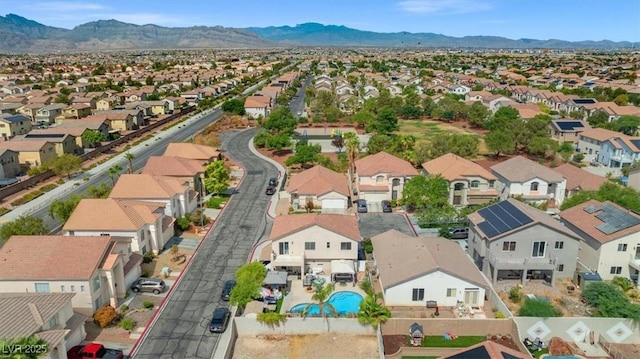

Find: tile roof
0;235;113;280
491;156;564;183
141;156;206;177
422;153;496;181
163;143;220;161
559;200;640;244
286;165;349;197
355;151;418;177
63;199;164;231
553;163;606;192
269;214;360;241
0;138;51;152
244;96;269;108
109;174;188;199
579;128;625;142
0;292;76;339
371;230;488;288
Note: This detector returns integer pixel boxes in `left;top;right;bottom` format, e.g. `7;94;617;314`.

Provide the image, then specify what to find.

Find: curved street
130;128;278;358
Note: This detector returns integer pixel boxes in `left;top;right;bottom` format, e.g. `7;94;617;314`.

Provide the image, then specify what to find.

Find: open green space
421;335;486;348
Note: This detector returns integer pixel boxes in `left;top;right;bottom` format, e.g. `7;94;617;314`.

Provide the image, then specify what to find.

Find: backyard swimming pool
290;291;363;316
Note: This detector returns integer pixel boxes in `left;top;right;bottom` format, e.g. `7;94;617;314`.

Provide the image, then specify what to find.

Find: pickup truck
67;343;124;359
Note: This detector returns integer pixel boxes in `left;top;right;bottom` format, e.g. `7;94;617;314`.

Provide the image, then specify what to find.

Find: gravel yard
233;334;379;359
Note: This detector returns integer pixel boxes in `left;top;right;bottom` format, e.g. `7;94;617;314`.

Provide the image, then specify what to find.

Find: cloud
31;1;108;12
398;0;491;14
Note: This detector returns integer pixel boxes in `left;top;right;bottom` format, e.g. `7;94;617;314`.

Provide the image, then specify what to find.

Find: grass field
398;119;488;155
421;335;486;348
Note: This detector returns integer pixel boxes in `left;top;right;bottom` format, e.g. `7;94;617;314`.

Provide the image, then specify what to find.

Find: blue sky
2;0;639;42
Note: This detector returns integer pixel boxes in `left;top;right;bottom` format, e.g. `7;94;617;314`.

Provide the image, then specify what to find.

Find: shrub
118;317;136;331
518;298;563;317
142;301;154;309
509;286;524;303
40;184;58;192
0;207;10;216
143;252;155;264
141;270;150;277
120;304;129;313
176;216;191;231
362;238;373;254
93;305;118;328
494;311;507;319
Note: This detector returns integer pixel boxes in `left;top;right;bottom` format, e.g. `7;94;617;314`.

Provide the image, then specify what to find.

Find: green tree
48;194;82;223
124;152;135;174
613;115;640;135
527;137;558;159
587;110;609;128
204;160;229;196
429;134;479;160
612;276;635;294
0;335;48;359
484;130;515;157
468;101;491;128
365;134;393;155
303;282;337;319
263;107;298;134
344;132;360;178
401;175;449;209
518;298;563;317
108;164;122;186
487;106;520;130
0;216;49;243
48;154;82;180
265;132;291;151
357;293;391;328
221;98;246;116
230;262;267;307
559;182;640;211
285;142;321;168
558;142;575;162
81;130;107;148
86;182;111;198
372;107;399;135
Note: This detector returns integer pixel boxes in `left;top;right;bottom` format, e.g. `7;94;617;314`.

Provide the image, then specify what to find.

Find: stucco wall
234;317;375;336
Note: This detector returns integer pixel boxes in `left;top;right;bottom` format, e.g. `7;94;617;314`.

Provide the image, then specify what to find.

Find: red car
67;343;123;359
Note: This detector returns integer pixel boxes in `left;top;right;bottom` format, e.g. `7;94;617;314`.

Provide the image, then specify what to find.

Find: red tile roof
269;214;360;241
286;165;349;197
553;163;607;192
355;151;418;177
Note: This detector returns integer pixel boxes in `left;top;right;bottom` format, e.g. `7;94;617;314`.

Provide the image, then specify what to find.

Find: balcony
629;253;640;270
487;252;557;271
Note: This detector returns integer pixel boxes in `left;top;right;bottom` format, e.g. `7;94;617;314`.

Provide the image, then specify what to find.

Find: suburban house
244;95;271;118
559;200;640;285
269;214;361;277
577;128;624;164
63;199;175;255
549;119;590;144
31;118;110;149
141;155;207;197
0;235;142;316
552;163;607;198
0;148;20;179
15;133;81;156
163;142;221;163
0;292;87;357
0;139;56;168
0;113;32;138
354;151;418;203
467;199;581;286
422;153;499;207
63;103;92;119
96;97;119;111
491;156;566;206
109;174;198;218
371;230;489;308
599;135;640;168
286;165;350;213
35;103;67;124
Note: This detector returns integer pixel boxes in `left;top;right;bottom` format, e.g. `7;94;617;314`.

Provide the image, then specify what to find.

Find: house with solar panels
549;119;590;144
559;200;640;285
467;198;581;286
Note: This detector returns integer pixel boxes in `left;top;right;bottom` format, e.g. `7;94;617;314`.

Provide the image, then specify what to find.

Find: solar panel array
594;203;640;235
630;139;640;151
477;201;533;238
25;133;66;138
555;121;583;131
573;98;597;104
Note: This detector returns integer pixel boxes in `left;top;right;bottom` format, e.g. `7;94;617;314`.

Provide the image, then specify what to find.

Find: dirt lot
233;334;379;359
496;278;591;317
142;248;194;277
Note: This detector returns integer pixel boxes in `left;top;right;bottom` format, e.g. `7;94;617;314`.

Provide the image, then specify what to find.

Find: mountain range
0;14;637;53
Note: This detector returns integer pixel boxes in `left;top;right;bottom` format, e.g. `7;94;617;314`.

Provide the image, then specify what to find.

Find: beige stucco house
286;165;350;213
354;151;418;203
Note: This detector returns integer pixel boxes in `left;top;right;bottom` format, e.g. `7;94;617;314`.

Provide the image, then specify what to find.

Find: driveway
357;213;416;238
130;129;278;359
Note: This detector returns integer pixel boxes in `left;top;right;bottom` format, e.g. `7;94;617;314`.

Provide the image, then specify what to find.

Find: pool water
290;291;363;315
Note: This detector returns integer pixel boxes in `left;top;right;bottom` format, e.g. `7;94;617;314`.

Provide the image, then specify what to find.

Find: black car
265;185;276;195
221;280;236;301
209;307;231;333
268;177;278;187
381;200;392;213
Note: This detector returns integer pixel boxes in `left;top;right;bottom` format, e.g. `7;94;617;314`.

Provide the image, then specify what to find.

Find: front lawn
206;194;230;209
421;335;485;348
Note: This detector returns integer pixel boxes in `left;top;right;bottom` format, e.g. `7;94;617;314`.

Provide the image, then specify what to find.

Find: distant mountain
0;14;272;53
246;22;639;49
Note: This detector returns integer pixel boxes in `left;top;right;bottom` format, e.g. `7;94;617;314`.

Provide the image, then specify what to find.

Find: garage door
322;199;345;212
360;192;388;203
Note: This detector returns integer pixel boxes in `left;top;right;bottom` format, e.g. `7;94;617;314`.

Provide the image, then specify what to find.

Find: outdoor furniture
409;323;424;347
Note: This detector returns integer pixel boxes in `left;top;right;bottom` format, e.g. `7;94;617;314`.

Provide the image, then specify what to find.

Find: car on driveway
356;199;368;213
381;200;392;213
130;278;165;295
447;227;469;239
265;185;276;195
221;280;236;301
209;307;231;333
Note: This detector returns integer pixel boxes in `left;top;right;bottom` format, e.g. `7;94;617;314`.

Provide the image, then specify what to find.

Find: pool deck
282;274;367;313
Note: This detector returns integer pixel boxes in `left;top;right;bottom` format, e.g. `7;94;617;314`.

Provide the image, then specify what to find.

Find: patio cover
331;259;355;274
272;254;304;268
264;271;288;286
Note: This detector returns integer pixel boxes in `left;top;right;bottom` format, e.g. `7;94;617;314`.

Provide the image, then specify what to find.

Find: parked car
130;278;166;295
268;177;278;187
381;200;392;213
221;280;236;301
67;343;123;359
265;185;276;195
356;199;368;213
209;307;231;333
448;227;469;239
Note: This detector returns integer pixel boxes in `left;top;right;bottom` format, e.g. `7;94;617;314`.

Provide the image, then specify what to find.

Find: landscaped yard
397;119;488;155
206;194;230;209
421;335;486;348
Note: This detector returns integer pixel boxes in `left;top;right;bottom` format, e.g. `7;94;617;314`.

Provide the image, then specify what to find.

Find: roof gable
355;151;418;177
491;156;564;183
422;153;496;181
269;214;360;242
109;174;188;199
63;198;164;231
286;165;349;197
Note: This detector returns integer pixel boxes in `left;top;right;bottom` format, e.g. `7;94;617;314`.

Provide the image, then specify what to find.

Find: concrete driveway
358;213;416;238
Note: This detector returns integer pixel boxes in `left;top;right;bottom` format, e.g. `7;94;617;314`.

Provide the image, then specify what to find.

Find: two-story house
0;113;32;139
0;139;56;168
577;128;622;164
141;156;207;197
422;153;499;207
372;230;489;308
244;95;271;119
0;148;20;179
599;136;640;168
269;214;361;278
286;165;350;213
0;292;87;357
109;174;198;218
467;199;581;286
35;104;67;125
63;199;174;254
63;104;92;119
0;235;142;316
354;151;418;203
491;156;566;206
559;200;640;285
96;97;119;111
549;119;590;144
17;133;81;156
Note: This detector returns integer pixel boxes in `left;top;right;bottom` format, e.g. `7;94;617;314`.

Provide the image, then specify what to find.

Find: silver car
130;278;166;295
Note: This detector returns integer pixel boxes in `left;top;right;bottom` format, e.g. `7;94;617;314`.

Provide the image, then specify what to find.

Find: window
610;266;622;275
70;285;75;292
326;242;330;249
502;241;516;251
555;241;564;249
489;180;495;188
454;183;464;190
376;175;384;183
305;242;316;250
34;283;50;293
60;285;65;292
557;264;564;272
279;242;289;255
48;316;58;329
80;285;85;292
93;276;101;291
530;182;539;191
470;180;480;188
532;241;546;257
618;243;628;252
412;288;425;301
340;242;352;250
446;288;456;297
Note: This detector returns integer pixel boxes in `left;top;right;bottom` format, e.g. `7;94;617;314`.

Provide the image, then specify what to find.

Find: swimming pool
290;291;363;316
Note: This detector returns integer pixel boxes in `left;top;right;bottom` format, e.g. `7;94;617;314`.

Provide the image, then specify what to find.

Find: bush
40;184;58;192
494;311;507;319
518;298;562;317
362;238;373;254
509;286;524;303
118;317;136;331
0;208;11;216
120;304;129;313
143;252;155;264
142;301;154;309
176;216;191;231
141;270;150;277
93;306;118;328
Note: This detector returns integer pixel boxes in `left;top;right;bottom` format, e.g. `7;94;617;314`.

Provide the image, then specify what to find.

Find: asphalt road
130;128;277;358
290;75;312;118
358;213;416;238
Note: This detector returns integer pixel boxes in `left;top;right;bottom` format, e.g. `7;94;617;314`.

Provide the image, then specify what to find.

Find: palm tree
108;164;122;186
124;152;135;174
344;132;360;182
0;335;48;358
612;276;635;294
357;293;391;328
302;282;337;320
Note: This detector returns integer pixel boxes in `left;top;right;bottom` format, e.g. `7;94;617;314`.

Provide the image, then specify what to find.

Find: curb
247;238;271;263
404;213;419;237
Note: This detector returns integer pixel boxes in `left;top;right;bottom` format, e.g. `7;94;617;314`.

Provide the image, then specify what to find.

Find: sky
1;0;639;42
